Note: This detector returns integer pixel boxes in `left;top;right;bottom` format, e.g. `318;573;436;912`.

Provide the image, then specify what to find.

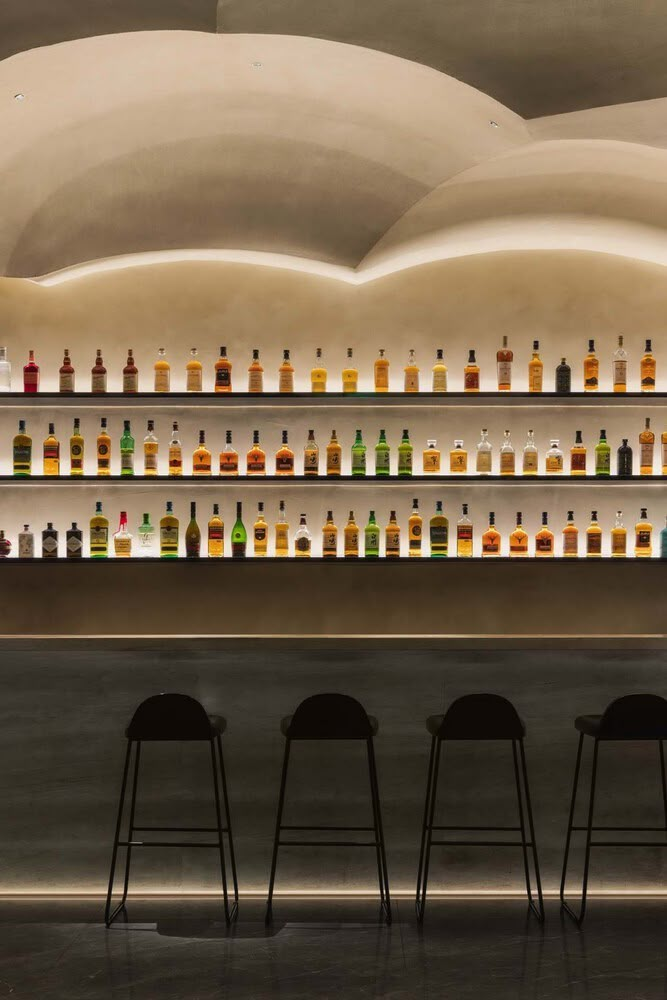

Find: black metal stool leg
217;735;239;908
659;741;667;832
562;737;599;925
210;739;232;925
367;738;391;925
119;741;141;912
266;738;291;923
416;738;443;923
559;732;584;916
517;739;545;922
415;736;437;919
105;740;133;927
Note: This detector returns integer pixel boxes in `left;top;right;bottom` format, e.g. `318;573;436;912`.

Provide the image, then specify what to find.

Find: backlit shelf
2;556;665;564
1;475;666;486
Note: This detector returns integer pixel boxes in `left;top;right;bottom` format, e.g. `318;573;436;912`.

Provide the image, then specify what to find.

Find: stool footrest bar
118;840;222;848
430;840;533;847
278;840;379;847
280;825;376;832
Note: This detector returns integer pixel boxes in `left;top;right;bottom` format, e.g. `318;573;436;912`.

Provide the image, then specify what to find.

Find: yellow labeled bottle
408;498;422;557
583;339;599;392
528;340;543;393
450;440;467;474
143;419;158;476
570;430;586;476
192;430;212;476
562;510;578;558
248;348;264;393
275;430;295;476
432;348;448;393
423;439;440;474
635;507;652;557
639;416;654;475
70;417;84;476
97;417;111;476
481;511;501;557
253;502;268;557
326;429;342;476
404;349;419;393
13;419;32;477
43;422;60;476
246;430;266;475
640;339;656;392
186;347;203;392
342;348;358;393
613;335;627;392
374;348;390;392
214;346;232;393
586;510;602;558
168;421;182;477
303;429;319;477
275;500;289;557
344;510;359;558
456;503;473;558
311;347;327;393
219;429;239;476
160;501;179;558
90;501;109;558
535;511;555;557
611;510;626;558
385;510;401;558
154;347;170;393
509;511;528;557
322;509;338;558
278;349;294;393
208;503;224;558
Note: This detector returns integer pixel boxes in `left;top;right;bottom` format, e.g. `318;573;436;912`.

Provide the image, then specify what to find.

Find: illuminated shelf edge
0;557;664;564
1;475;665;485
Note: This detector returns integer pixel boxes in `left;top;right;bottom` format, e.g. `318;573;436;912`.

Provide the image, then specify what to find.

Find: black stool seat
281;713;378;737
574;715;602;737
124;714;226;739
426;710;526;740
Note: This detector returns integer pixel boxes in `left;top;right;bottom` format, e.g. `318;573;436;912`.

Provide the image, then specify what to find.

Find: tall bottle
143;419;158;476
639;417;654;475
456;503;473;557
231;502;247;558
18;524;34;558
611;510;627;558
246;430;266;476
397;428;413;477
476;428;492;476
583;339;599;392
635;508;652;557
220;429;239;476
375;429;390;477
311;347;327;393
59;349;75;393
91;349;107;394
423;439;440;474
275;430;295;476
278;349;294;393
464;349;480;392
555;357;571;394
481;511;501;557
97;417;111;476
364;510;380;558
214;346;232;393
613;335;627;392
160;501;179;557
303;429;319;477
586;510;602;558
344;510;359;558
275;500;289;557
186;348;203;392
23;350;39;393
294;513;312;557
185;501;201;558
342;348;358;393
430;500;448;557
385;510;400;559
404;349;419;392
123;349;138;393
13;419;32;477
640;339;656;392
168;421;182;477
374;349;389;392
522;429;538;476
594;429;610;477
43;423;60;476
70;418;84;477
192;430;212;476
545;439;563;475
432;349;447;393
0;346;11;392
450;439;467;474
408;498;422;557
120;420;135;476
562;511;578;558
617;438;633;478
113;511;132;558
528;340;543;393
137;512;156;556
208;504;224;558
351;429;366;477
42;522;58;558
253;502;268;556
248;349;264;393
535;512;554;557
509;511;528;557
322;509;337;558
66;522;83;560
499;429;515;476
570;430;586;476
496;335;513;391
154;347;170;392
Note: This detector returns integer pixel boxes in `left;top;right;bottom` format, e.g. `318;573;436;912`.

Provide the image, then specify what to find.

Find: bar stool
105;693;239;927
415;693;544;922
266;693;391;924
560;693;667;924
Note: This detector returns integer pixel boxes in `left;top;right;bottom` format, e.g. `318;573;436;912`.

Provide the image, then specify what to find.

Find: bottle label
114;537;131;555
432;372;448;393
523;450;538;473
476;450;492;473
584;367;599;390
375;448;390;472
14;444;31;467
123;373;138;392
193;450;210;474
570;452;586;472
254;526;267;542
186;369;202;392
160;525;178;548
641;360;656;390
144;445;158;471
155;370;170;392
536;535;554;553
450;453;467;473
457;527;473;544
497;361;512;388
365;530;379;551
248;371;263;392
295;536;311;553
464;370;479;391
220;454;239;475
510;535;527;554
44;444;59;461
60;373;74;392
345;530;359;553
663;440;667;470
529;368;543;392
247;454;265;473
67;534;83;554
208;526;223;543
97;442;110;470
596;450;610;472
587;533;602;554
342;371;357;392
482;534;500;555
375;365;389;390
545;454;563;473
91;372;106;392
18;534;34;557
386;531;400;554
404;372;419;392
556;370;571;393
24;371;38;388
636;529;651;549
424;451;440;473
304;449;319;473
90;526;108;546
409;523;422;550
612;532;626;554
168;446;182;473
215;367;231;389
70;443;83;470
121;452;134;471
311;375;326;393
641;443;654;469
276;454;294;473
327;449;341;473
500;452;515;473
351;451;366;473
322;531;337;554
278;372;293;393
430;525;448;547
42;534;58;554
563;532;578;555
613;360;627;386
398;450;412;474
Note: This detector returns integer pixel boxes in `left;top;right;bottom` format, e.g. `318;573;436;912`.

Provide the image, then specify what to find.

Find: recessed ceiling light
489;120;500;128
14;93;25;101
251;62;263;69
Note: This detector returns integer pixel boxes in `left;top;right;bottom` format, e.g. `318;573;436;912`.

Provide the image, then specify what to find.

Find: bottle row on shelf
0;335;658;395
7;417;667;478
0;500;664;560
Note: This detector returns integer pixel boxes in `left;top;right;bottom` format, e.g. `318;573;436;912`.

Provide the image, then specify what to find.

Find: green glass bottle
185;500;201;559
364;510;380;558
120;419;135;476
595;428;611;477
351;429;366;477
430;500;449;557
397;427;413;477
375;429;390;477
231;500;247;558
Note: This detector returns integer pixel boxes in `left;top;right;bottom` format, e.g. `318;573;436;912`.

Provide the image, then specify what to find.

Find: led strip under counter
1;474;666;485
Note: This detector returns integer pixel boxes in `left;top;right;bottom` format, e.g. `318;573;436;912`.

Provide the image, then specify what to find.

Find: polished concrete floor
0;898;665;999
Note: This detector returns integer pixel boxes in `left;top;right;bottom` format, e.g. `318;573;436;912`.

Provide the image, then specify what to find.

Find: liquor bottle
18;524;34;558
430;500;448;557
562;511;578;558
42;522;58;559
91;349;107;394
450;439;467;474
0;346;11;392
186;348;203;392
423;439;441;474
509;511;528;557
311;347;327;393
617;439;633;478
185;501;201;558
120;420;135;476
375;429;390;477
248;349;264;393
214;346;232;393
70;417;84;476
43;423;60;476
374;349;389;392
114;511;132;558
522;429;538;476
398;428;413;477
545;439;563;475
220;430;239;476
168;421;182;477
456;503;473;557
294;513;312;557
66;522;83;559
613;335;627;392
662;429;667;475
555;357;571;394
464;349;480;392
640;339;656;392
247;430;266;475
59;349;75;393
583;339;599;392
404;349;419;392
275;500;289;557
143;419;158;476
342;348;358;393
344;511;359;558
0;531;10;559
408;498;422;557
193;430;212;476
208;504;224;558
278;349;294;393
154;347;170;392
275;430;295;476
385;510;400;558
23;350;39;393
123;349;138;393
586;510;602;558
594;429;610;477
432;348;447;393
570;430;586;476
635;507;652;557
231;501;247;558
528;340;543;393
535;512;554;557
639;417;654;475
500;429;515;476
482;511;501;557
496;335;513;391
302;429;319;477
327;429;342;476
476;428;492;475
322;509;337;558
611;510;627;558
253;502;268;556
97;417;111;476
137;512;156;556
160;501;179;558
364;510;380;558
351;429;366;477
661;516;667;559
13;419;32;477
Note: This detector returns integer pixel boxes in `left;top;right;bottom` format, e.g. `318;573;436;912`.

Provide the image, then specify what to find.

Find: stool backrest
127;693;213;741
439;693;525;740
598;693;667;739
286;693;374;740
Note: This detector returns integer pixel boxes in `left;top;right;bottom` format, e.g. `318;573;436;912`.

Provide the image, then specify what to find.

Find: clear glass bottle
562;511;578;558
70;417;84;477
311;347;326;393
192;429;212;476
528;340;543;393
481;511;501;557
66;522;83;559
303;429;319;477
137;512;156;556
555;357;571;394
375;429;390;477
613;334;627;392
90;502;109;559
275;500;289;557
120;420;135;477
208;504;224;558
160;501;179;558
186;348;203;392
583;339;599;392
408;498;422;557
509;511;528;557
18;524;34;558
59;349;75;393
231;501;247;558
43;422;60;476
594;429;611;477
168;421;182;477
611;510;627;558
374;349;389;392
432;349;447;393
450;440;467;474
522;429;538;476
253;502;268;557
278;349;294;393
545;439;563;475
639;416;654;475
499;429;515;476
617;438;633;478
429;500;448;557
97;417;111;476
0;346;11;392
248;349;264;393
322;510;337;558
570;430;586;476
535;512;554;557
143;419;158;476
351;429;366;477
404;349;419;392
456;503;473;558
397;428;413;477
640;339;656;392
220;429;239;476
496;336;512;392
344;511;359;558
342;348;358;393
464;349;480;392
214;346;232;393
423;439;441;474
326;429;342;476
586;510;602;558
364;510;380;558
476;428;492;476
385;510;401;558
635;507;652;557
154;347;170;392
113;511;132;558
294;513;312;558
